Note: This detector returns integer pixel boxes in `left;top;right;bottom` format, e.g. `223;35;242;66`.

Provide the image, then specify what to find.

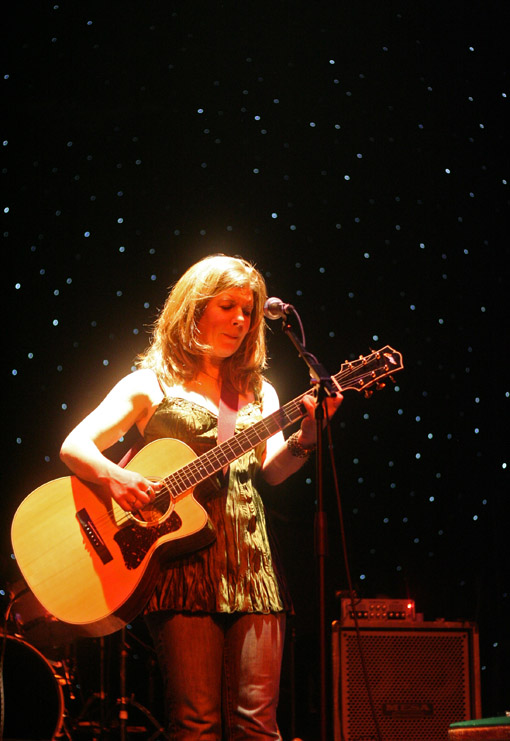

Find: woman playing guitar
59;254;342;740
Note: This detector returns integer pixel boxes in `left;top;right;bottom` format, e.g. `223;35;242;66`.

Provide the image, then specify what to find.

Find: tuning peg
389;375;396;384
376;381;386;391
364;389;374;399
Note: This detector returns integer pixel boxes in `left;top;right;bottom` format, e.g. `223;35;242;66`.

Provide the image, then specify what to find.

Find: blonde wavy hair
137;254;268;393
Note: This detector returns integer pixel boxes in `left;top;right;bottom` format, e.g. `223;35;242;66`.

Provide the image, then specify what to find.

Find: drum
0;633;64;740
9;579;79;657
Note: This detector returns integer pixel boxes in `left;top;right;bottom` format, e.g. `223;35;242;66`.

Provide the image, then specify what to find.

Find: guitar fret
244;428;264;445
167;472;190;494
207;448;229;467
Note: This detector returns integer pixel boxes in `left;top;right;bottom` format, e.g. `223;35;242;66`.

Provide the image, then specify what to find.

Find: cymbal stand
117;627;169;741
74;636;109;738
74;629;168;740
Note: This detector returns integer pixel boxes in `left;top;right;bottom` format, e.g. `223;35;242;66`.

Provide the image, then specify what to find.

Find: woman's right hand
101;466;158;512
59;369;165;511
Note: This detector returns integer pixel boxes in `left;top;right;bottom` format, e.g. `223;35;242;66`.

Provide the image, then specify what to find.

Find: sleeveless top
142;396;291;615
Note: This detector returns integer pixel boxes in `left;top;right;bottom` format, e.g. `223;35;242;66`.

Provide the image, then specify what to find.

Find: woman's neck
199;368;221;382
199;358;222;383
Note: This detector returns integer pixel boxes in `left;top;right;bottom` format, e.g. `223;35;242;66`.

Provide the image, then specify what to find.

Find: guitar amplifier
332;620;481;741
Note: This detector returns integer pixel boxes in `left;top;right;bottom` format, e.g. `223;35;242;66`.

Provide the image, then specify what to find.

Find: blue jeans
147;611;286;740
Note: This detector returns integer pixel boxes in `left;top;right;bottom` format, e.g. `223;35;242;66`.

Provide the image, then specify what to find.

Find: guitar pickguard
113;510;182;570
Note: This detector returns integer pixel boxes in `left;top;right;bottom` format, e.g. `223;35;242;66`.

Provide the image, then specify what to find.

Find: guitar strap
117;434;144;468
217;381;239;478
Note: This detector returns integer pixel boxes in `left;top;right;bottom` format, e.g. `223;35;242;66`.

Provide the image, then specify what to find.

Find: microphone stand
278;315;336;741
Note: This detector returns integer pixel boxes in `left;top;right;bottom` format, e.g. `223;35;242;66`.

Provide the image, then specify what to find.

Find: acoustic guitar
11;346;403;637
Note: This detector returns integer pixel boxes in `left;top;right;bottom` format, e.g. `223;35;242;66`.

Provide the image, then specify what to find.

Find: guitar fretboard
164;397;306;496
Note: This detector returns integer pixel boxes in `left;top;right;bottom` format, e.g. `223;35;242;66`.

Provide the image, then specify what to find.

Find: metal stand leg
68;629;168;740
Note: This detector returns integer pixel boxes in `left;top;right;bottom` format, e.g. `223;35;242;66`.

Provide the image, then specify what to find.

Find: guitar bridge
76;508;113;565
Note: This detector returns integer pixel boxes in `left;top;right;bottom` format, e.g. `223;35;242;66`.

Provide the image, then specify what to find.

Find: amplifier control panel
340;597;416;624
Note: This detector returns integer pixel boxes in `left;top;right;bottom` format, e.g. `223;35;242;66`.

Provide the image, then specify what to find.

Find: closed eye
220;304;252;317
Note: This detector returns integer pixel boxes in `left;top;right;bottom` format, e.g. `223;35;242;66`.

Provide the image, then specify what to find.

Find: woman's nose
232;308;245;325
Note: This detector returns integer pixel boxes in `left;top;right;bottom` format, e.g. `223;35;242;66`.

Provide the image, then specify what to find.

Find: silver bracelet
286;431;316;458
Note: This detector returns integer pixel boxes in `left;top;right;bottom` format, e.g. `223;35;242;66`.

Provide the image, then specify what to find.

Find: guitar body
11;438;215;637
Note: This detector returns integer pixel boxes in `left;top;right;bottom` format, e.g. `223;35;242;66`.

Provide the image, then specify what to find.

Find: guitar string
17;351;401;578
11;352;402;612
95;351;399;531
22;353;400;580
16;400;303;585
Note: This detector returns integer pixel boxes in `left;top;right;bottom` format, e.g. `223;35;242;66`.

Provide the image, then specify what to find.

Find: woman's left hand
298;391;343;448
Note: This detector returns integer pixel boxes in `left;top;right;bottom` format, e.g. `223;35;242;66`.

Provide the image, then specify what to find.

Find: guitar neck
165;395;306;496
163;345;403;496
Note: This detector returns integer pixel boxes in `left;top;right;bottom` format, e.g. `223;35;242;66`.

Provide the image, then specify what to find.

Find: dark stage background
3;1;509;738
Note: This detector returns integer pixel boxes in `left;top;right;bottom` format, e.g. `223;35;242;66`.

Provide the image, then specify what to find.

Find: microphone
263;296;295;320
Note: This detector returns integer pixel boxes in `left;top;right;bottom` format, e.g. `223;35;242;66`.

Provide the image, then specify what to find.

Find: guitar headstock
332;345;403;395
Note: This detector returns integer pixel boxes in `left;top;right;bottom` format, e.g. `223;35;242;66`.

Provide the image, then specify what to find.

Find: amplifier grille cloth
336;629;472;741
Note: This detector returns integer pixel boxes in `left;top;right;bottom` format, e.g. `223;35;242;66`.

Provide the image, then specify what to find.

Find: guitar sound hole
132;485;172;525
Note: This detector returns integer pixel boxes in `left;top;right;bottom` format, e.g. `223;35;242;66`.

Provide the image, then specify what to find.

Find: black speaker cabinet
332;620;481;741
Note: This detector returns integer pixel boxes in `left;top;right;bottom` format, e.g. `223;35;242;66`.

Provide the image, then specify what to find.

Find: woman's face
197;286;254;361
